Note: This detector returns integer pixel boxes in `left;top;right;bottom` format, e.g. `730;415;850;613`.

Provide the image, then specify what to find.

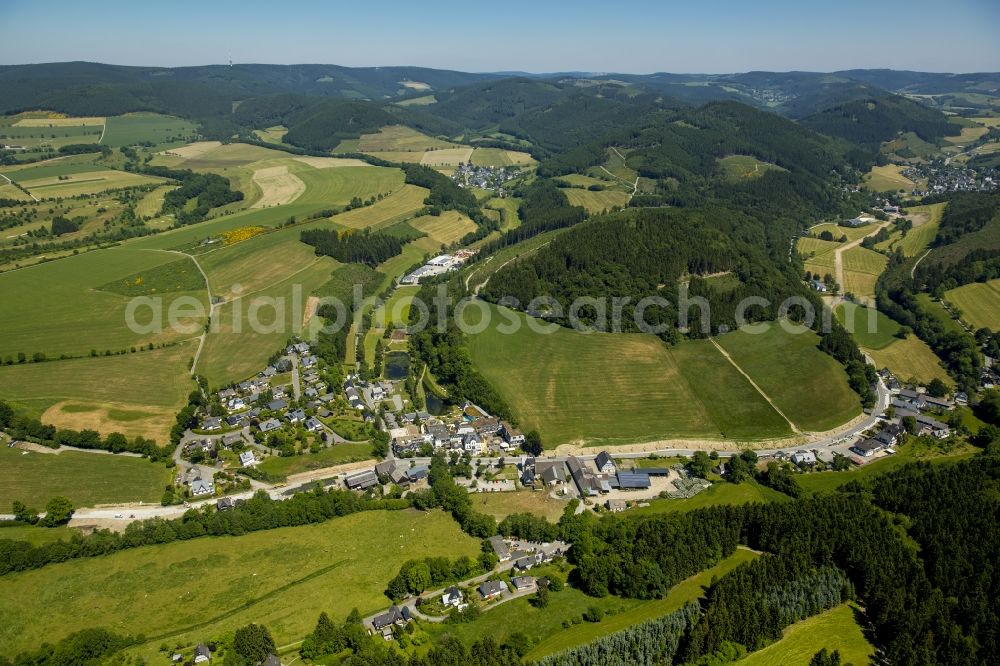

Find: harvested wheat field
251;165;306;208
421;147;474;166
290;156;369;169
160;141;222;159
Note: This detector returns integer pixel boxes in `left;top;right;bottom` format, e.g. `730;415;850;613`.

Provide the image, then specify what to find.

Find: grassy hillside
944;279;1000;331
0;509;479;658
466;305;865;446
738;603;874;666
715;324;861;432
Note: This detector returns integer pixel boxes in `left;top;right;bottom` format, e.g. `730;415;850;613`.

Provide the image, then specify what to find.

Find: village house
201;417;222;431
851;439;884;458
607;499;628;512
511;576;535;592
442;586;464;608
194;644;211;663
790;450;817;465
216;497;235;511
501;421;525;447
534;460;568;487
478;580;507;600
191;474;214;497
286;409;306;424
874;423;903;447
488;535;512;561
258;418;281;433
266;399;287;412
239;450;256;466
916;414;951;439
222;432;243;448
594;451;616;474
371;605;410;636
568;456;608;496
345;469;379;490
304;416;323;432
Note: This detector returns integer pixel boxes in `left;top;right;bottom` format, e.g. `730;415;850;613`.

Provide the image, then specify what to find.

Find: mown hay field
944;278;1000;331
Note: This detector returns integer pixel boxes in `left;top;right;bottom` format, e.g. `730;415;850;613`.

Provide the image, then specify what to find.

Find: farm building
345;469;378;490
613;471;652;490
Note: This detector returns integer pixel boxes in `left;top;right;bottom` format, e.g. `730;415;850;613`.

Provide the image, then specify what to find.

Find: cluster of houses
903;162;999;196
848;377;957;460
198;341;339;439
451;163;518;194
400;250;475;285
390;403;524;457
345;374;400;416
521;452;672;498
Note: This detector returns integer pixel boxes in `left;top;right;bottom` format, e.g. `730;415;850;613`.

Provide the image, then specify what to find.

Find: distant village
903;162;999;195
451;163;519;195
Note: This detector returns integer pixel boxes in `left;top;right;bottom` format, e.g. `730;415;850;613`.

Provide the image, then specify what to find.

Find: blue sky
1;0;998;73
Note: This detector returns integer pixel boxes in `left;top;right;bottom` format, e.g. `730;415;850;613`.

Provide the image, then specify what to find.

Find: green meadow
467;305;808;447
0;444;172;509
0;509;479;659
738;603;874;666
0;247;208;359
101;113;198;148
716;324;861;432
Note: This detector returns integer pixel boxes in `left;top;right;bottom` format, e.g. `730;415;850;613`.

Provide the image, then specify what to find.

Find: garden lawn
255;444;373;479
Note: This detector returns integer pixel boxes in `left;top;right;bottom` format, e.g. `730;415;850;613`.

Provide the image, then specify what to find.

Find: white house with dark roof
442;586;464;607
594;451;616;474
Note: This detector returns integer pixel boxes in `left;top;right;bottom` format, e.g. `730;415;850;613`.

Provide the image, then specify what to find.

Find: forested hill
479;206;805;340
537;100;864;219
914;192;1000;293
800;91;961;148
0;61;497;111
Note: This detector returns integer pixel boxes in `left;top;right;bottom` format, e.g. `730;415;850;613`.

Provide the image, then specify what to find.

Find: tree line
0;488;409;576
141;166;244;225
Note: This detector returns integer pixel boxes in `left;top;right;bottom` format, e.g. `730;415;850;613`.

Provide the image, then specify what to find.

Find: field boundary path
0;173;40;202
911;249;931;280
708;337;802;435
143;248;214;374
